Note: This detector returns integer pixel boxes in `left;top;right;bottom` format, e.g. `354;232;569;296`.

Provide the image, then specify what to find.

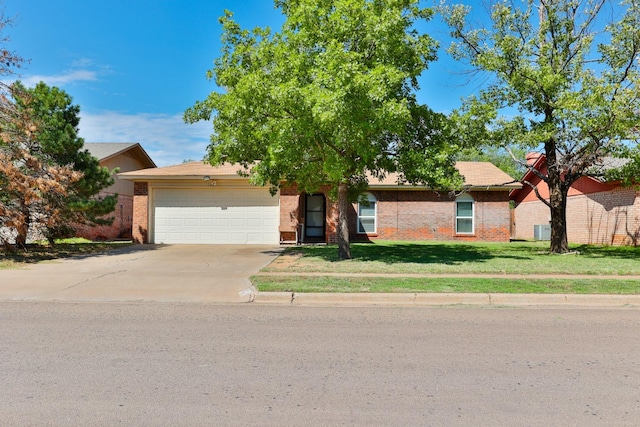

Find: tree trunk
545;140;569;253
548;185;569;253
14;231;27;248
337;181;352;260
14;206;30;248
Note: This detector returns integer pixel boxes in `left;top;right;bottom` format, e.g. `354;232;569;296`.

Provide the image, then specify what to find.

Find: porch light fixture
203;175;211;181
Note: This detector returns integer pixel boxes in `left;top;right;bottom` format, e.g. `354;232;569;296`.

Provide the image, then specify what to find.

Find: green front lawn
262;241;640;275
254;241;640;294
252;276;640;294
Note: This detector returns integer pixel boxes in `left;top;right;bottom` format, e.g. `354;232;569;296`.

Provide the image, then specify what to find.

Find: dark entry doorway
304;194;325;240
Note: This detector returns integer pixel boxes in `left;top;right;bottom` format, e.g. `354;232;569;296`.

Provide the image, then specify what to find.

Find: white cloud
20;70;98;87
71;58;95;68
78;111;212;166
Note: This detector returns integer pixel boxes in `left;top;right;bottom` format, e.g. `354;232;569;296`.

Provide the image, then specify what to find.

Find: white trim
455;193;475;235
357;192;377;234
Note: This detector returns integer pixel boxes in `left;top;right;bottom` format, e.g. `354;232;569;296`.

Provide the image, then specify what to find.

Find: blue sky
5;0;471;166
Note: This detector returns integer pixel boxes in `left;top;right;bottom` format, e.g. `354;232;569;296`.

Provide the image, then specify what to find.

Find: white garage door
153;187;280;244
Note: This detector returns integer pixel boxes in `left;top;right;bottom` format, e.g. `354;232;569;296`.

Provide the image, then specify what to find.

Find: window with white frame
357;192;377;234
455;193;474;234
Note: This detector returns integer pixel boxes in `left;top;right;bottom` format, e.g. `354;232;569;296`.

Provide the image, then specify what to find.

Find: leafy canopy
441;0;640;252
186;0;461;194
186;0;462;259
445;0;639;153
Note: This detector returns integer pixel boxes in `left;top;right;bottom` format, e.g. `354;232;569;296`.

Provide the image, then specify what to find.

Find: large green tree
186;0;461;259
441;0;640;253
11;82;116;243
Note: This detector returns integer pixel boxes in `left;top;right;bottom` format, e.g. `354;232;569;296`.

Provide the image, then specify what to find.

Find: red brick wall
279;188;512;243
347;190;512;242
279;185;340;243
129;183;515;245
513;187;640;245
132;182;149;243
75;194;133;241
279;184;300;242
474;191;515;242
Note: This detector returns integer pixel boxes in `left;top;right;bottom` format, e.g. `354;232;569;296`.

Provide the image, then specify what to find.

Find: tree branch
523;179;552;208
506;147;548;183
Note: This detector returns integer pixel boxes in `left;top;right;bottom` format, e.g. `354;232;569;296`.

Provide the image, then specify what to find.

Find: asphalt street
1;302;639;426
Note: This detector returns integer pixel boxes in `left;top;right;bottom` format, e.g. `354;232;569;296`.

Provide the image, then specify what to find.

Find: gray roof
587;157;631;177
598;157;630;170
84;142;138;160
84;142;157;168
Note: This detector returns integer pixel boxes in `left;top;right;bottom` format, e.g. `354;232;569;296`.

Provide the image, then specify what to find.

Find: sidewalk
252;272;640;307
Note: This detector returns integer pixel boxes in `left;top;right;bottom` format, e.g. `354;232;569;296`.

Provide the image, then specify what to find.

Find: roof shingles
120;161;521;189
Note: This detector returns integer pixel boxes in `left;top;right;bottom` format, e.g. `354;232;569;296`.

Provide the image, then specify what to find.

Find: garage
118;161;284;245
152;187;280;244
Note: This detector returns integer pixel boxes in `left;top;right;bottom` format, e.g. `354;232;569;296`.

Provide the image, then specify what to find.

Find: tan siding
514;188;640;245
102;153;148;197
513;200;550;240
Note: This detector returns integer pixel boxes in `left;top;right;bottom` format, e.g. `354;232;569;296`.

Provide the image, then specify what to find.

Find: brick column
132;182;149;243
279;184;301;242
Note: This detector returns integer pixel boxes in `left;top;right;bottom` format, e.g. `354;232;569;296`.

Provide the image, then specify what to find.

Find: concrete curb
253;292;640;307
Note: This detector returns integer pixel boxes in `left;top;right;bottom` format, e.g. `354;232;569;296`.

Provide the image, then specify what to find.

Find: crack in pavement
61;270;128;292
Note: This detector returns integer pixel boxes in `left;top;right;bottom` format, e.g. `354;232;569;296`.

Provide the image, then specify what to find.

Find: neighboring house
119;161;520;245
75;143;156;240
510;153;640;245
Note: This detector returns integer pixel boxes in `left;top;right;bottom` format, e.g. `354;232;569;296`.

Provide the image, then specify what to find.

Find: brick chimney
526;152;542;165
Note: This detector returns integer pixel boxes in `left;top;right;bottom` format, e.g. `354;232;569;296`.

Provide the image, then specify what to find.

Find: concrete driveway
0;244;282;303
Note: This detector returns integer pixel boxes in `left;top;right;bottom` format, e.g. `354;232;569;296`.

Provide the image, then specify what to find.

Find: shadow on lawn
0;242;159;265
572;244;640;260
301;243;528;265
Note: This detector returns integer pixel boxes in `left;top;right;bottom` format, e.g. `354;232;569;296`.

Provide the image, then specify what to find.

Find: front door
305;194;325;240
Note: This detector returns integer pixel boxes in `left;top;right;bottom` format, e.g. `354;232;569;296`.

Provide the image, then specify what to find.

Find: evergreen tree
12;82;116;243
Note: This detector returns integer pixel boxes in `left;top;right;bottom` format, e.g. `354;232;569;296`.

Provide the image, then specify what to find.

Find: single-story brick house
119;161;520;245
510;153;640;245
75;143;156;240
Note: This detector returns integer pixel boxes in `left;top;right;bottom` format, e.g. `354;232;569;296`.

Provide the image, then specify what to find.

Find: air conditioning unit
534;224;551;241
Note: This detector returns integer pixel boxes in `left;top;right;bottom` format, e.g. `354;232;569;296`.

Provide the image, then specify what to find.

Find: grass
261;241;640;275
0;238;133;269
3;239;638;294
254;241;640;294
252;276;640;294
